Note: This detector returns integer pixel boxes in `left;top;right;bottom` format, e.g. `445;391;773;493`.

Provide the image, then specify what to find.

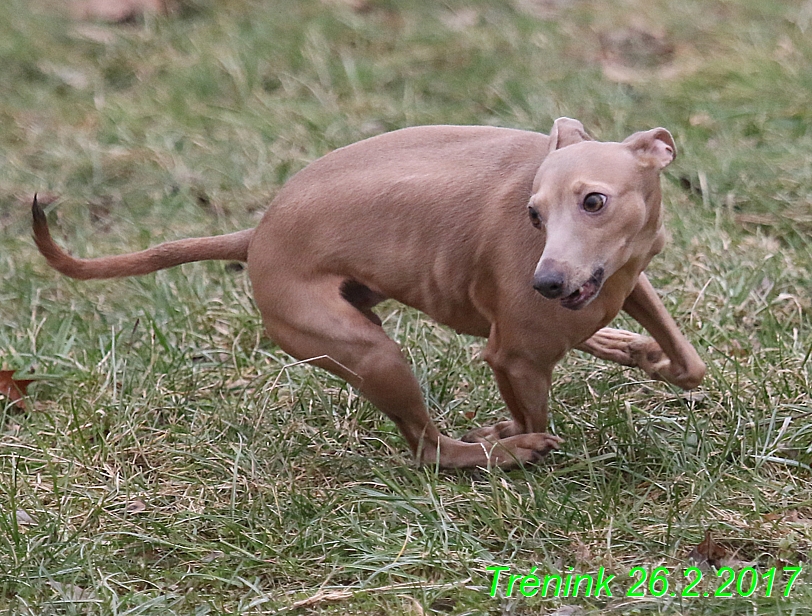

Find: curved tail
32;195;254;280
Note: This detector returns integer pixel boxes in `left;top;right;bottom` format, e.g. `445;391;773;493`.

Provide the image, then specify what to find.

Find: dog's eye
528;206;542;229
582;193;607;213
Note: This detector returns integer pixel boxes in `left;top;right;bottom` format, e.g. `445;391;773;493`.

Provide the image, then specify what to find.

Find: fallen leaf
16;509;36;526
125;500;147;514
680;391;708;405
688;529;728;568
0;370;35;410
201;550;224;563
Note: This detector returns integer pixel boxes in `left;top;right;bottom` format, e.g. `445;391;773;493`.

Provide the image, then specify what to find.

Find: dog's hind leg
577;273;705;390
254;277;560;469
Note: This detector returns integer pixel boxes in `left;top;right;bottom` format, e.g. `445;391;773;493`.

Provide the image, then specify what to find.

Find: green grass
1;0;811;613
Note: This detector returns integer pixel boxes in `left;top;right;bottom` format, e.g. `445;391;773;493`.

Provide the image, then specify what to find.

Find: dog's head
527;117;674;310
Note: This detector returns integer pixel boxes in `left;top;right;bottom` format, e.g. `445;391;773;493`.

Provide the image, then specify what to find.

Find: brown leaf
680;391;708;405
0;370;35;411
125;500;147;514
688;529;728;568
201;550;224;563
16;509;36;526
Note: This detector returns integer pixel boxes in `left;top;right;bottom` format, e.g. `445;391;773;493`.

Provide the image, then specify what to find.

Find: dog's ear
623;128;676;169
548;117;591;153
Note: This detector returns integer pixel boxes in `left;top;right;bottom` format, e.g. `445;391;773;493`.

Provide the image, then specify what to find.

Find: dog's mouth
559;268;604;311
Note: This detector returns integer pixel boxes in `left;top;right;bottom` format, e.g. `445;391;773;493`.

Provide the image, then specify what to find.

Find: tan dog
33;118;705;469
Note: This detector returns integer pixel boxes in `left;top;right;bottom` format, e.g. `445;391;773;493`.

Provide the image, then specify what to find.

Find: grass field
1;0;811;614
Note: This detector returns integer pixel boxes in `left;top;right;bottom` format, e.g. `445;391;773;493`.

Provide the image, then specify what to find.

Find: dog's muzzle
533;266;604;310
533;268;567;299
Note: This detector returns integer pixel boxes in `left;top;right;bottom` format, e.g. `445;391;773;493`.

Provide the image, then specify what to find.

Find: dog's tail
32;195;254;280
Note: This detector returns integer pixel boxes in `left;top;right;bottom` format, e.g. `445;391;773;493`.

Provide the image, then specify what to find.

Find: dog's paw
429;432;563;469
496;433;563;465
581;328;705;390
461;420;522;443
628;335;669;375
579;327;642;366
628;336;705;390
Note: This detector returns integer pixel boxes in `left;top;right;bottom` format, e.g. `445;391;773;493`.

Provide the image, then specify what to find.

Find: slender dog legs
256;279;560;468
462;326;561;445
578;273;705;389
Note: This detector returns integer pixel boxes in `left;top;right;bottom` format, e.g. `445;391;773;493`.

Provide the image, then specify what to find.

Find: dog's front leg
463;329;562;455
578;272;705;389
621;272;706;388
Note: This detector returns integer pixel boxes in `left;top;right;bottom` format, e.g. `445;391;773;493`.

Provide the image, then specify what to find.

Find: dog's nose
533;269;566;299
